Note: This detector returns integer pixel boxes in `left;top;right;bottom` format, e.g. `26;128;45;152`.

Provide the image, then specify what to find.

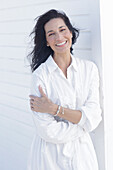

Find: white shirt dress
27;55;102;170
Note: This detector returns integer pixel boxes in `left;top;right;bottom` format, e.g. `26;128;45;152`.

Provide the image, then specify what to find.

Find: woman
28;9;102;170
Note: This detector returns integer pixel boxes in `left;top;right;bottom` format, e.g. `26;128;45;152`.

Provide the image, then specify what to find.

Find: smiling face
44;18;72;56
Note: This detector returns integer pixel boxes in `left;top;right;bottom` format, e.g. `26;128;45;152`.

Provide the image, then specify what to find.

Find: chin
55;50;70;55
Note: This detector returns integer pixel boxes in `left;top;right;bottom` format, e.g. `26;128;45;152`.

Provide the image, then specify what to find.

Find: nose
55;33;62;41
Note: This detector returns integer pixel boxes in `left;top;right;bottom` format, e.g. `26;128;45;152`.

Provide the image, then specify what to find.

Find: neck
53;52;71;70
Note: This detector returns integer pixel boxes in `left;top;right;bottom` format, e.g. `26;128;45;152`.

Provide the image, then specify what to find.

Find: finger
30;99;34;106
30;99;39;108
30;99;34;103
38;85;47;97
31;106;34;111
29;95;39;101
29;95;36;99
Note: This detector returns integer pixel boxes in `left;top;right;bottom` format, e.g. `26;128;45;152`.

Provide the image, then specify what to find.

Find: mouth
55;41;67;47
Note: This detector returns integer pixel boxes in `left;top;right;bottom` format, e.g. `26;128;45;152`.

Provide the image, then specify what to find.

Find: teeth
56;41;66;46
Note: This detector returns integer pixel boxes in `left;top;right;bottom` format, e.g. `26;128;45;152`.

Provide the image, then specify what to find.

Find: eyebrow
47;26;66;34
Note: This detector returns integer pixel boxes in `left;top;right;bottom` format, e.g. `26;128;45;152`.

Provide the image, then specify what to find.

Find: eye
60;29;66;32
48;33;55;37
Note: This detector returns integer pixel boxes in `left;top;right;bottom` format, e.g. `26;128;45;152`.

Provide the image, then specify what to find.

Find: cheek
67;32;72;39
46;37;54;45
46;38;56;50
65;32;72;40
68;34;72;44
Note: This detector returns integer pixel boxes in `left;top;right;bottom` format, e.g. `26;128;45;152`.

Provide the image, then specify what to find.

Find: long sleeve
78;63;102;132
31;71;84;144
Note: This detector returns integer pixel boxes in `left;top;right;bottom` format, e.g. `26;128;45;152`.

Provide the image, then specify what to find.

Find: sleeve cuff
78;109;87;126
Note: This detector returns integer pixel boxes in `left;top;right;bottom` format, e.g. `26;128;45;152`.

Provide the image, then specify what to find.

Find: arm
30;63;102;143
57;63;102;132
30;72;84;144
78;63;102;132
30;86;82;124
30;63;102;135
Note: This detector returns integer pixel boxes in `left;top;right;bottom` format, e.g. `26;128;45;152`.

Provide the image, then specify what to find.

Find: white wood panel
71;15;91;31
0;58;31;73
0;71;31;86
0;125;31;148
0;93;30;113
0;92;30;113
0;115;34;138
0;1;89;21
0;0;79;9
0;47;28;59
0;20;34;34
0;143;29;170
73;48;92;60
0;104;33;126
76;31;92;49
0;83;30;98
0;34;28;47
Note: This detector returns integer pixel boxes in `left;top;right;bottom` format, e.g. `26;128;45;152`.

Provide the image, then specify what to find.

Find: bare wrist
50;103;58;115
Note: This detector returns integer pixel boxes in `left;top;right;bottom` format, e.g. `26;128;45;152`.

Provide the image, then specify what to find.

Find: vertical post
100;1;113;170
89;1;105;170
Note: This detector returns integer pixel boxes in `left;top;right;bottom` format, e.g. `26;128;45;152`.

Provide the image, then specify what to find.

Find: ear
47;42;49;47
70;32;73;38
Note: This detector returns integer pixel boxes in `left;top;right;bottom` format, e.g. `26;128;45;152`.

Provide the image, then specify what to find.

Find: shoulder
74;57;99;83
32;62;48;80
75;57;96;68
75;57;98;73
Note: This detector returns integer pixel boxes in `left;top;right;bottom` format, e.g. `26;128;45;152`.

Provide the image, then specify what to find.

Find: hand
29;85;55;114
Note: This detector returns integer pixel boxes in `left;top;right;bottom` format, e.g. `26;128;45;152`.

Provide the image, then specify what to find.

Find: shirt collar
45;54;78;74
70;54;78;72
45;55;58;74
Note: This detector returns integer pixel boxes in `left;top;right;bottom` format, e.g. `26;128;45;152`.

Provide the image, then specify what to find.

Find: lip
55;41;67;47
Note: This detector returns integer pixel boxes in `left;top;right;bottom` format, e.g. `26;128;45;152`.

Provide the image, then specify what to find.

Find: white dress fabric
27;55;102;170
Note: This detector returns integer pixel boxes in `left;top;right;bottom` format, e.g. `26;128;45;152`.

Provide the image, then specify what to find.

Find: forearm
51;104;82;124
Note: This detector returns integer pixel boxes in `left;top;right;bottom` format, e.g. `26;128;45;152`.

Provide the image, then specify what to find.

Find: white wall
0;0;104;170
100;1;113;170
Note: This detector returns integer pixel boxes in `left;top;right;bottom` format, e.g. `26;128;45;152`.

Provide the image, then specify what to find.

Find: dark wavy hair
28;9;79;72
